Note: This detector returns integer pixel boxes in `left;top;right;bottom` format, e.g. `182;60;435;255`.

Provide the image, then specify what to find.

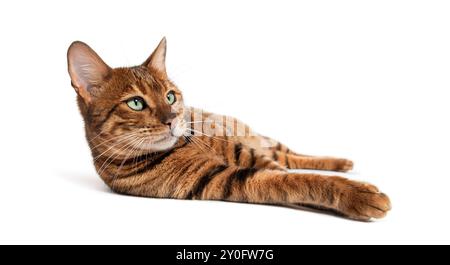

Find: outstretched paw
333;158;354;172
337;180;391;221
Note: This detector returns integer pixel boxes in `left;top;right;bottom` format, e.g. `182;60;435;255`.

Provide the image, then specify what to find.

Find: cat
67;37;391;221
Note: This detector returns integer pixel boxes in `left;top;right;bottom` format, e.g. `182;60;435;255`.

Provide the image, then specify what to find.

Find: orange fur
67;38;391;221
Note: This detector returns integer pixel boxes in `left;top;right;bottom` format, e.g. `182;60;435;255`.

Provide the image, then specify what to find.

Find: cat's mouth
133;119;187;152
170;118;188;137
136;134;178;152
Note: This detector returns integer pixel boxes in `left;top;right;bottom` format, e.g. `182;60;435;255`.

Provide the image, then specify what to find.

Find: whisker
98;137;143;176
87;127;109;143
188;137;207;154
111;137;147;181
185;121;214;124
188;136;215;155
91;131;140;150
186;128;235;144
131;138;147;170
93;133;140;161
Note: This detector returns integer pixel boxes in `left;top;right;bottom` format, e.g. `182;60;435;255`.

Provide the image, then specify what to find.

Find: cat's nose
163;114;176;127
165;120;172;127
158;111;176;126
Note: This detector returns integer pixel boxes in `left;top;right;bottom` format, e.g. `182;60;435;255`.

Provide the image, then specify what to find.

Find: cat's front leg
199;168;391;220
272;152;354;172
250;135;354;172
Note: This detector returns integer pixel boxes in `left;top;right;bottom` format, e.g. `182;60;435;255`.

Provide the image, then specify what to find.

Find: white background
1;0;449;244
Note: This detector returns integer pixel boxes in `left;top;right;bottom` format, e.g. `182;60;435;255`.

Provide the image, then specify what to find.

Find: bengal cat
67;38;391;221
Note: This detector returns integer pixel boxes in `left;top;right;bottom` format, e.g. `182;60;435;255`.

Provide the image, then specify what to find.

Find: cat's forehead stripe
130;84;146;95
129;68;164;95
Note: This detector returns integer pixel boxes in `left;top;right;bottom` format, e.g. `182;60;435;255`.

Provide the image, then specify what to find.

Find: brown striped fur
67;38;391;221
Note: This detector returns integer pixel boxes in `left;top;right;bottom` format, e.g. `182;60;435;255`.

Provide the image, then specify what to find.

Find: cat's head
67;38;188;155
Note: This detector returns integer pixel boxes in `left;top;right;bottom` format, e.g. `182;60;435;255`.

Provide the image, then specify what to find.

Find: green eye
126;97;145;111
166;91;176;105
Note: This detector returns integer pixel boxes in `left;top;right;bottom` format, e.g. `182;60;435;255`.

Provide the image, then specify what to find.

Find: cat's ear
142;37;167;77
67;41;111;103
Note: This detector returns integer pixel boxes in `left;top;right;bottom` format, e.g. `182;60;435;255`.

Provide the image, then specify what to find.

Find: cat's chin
141;135;179;152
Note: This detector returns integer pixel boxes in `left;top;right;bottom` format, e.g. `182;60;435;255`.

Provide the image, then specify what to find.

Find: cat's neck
91;136;190;182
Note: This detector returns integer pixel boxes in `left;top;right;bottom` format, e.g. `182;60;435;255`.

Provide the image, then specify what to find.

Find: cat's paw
333;158;354;172
337;181;391;221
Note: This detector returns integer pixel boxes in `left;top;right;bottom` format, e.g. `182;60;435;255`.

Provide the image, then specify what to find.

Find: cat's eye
126;97;146;111
166;91;176;105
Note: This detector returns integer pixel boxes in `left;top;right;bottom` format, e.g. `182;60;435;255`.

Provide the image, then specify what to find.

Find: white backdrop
1;0;449;244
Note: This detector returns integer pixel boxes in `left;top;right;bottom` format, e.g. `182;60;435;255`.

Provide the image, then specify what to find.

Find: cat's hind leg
191;164;390;221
